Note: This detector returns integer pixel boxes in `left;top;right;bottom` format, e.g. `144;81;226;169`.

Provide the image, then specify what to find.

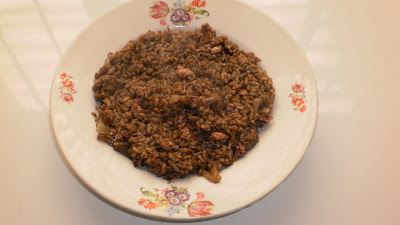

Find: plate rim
49;0;318;221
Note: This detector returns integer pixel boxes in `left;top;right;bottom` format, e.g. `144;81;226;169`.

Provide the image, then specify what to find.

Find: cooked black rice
92;24;274;183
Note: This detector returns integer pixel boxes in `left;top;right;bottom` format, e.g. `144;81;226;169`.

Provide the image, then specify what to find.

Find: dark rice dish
92;24;274;183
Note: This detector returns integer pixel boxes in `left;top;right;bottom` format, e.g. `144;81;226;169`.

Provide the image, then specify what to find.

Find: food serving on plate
92;24;274;183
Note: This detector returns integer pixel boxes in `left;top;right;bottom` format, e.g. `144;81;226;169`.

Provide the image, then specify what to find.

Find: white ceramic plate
50;0;317;221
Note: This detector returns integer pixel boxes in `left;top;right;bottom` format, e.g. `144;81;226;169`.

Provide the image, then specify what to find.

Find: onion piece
113;141;131;152
96;120;111;134
201;164;222;183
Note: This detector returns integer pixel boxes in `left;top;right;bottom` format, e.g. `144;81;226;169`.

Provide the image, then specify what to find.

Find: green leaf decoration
181;204;186;208
195;9;210;16
140;187;156;197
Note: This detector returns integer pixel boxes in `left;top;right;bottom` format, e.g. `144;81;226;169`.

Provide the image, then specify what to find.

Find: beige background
1;0;399;224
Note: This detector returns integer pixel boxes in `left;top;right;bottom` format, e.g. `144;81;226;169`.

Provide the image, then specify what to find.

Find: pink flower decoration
289;82;307;113
187;14;195;23
187;192;214;217
292;82;305;94
149;1;209;26
196;192;205;200
139;187;215;217
149;1;169;19
160;18;167;26
187;200;215;217
160;187;169;195
60;92;73;103
59;73;77;103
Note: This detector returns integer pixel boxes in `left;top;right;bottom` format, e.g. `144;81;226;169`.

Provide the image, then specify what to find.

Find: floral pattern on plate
289;82;307;113
138;186;215;217
149;0;210;26
59;73;77;103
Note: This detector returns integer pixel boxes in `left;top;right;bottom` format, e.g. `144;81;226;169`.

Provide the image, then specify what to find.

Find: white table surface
1;0;399;224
